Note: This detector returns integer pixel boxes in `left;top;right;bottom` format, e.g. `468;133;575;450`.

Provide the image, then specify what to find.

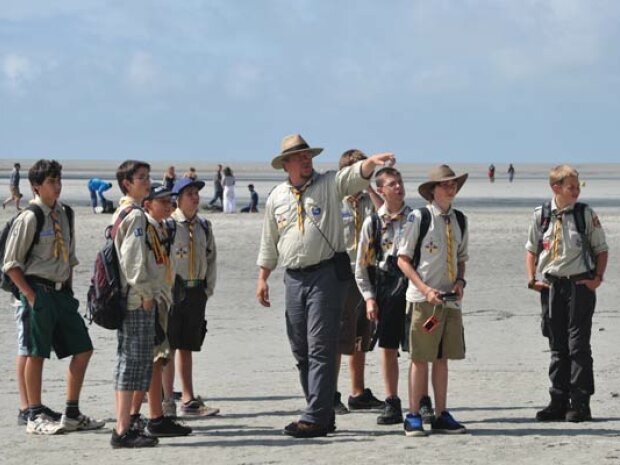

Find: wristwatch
527;278;536;289
455;277;467;288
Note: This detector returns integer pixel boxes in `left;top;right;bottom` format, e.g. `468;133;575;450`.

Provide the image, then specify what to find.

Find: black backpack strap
454;209;466;237
25;204;45;258
572;202;595;272
197;217;212;253
370;213;383;264
572;202;587;234
413;207;431;269
535;201;552;260
60;203;74;242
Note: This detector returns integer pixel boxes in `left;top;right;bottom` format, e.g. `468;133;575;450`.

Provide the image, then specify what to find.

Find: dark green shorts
20;283;93;359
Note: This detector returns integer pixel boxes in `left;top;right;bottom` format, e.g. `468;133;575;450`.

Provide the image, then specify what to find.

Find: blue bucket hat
172;177;205;196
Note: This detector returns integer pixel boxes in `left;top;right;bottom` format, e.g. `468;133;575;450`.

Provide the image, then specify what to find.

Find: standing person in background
3;163;23;210
222;166;236;213
240;184;259;213
163;166;176;191
488;164;496;183
208;165;223;208
184;167;198;181
508;164;515;183
87;178;113;213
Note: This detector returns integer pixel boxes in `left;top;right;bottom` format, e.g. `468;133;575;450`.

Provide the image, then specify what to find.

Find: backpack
536;201;593;270
0;203;74;299
85;206;142;329
413;207;466;269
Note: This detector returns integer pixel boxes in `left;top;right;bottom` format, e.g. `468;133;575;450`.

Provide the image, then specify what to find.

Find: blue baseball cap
172;177;205;196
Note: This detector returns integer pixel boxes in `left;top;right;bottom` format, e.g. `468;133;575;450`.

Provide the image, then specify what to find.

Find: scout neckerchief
147;221;173;285
50;209;68;263
187;219;195;280
444;214;456;283
552;211;564;262
290;177;313;234
347;194;361;251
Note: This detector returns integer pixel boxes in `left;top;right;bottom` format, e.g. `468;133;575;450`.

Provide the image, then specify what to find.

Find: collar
172;208;197;223
119;196;141;208
377;203;407;217
551;198;575;215
430;201;453;216
286;170;318;190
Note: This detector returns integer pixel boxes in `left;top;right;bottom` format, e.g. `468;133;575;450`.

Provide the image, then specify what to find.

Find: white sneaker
162;399;177;418
27;413;65;435
61;414;106;432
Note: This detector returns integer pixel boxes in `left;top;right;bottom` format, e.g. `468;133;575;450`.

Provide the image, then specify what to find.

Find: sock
29;404;44;421
65;400;80;419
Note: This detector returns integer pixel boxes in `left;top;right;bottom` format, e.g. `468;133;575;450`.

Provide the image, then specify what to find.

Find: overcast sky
1;0;619;164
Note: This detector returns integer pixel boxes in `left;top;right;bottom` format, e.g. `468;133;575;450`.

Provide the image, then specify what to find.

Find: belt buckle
54;282;63;291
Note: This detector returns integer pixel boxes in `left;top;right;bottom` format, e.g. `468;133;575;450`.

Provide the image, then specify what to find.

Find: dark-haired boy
3;159;103;435
110;160;159;448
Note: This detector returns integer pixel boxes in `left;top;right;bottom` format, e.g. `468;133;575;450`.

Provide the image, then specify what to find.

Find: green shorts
20;283;93;359
408;301;465;362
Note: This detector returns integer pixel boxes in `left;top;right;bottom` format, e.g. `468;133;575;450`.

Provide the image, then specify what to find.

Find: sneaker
129;414;148;433
61;414;106;432
181;398;220;417
431;411;467;434
565;404;592;423
41;405;62;422
333;391;349;415
404;413;427;437
162;398;177;418
377;396;403;425
419;395;435;424
26;413;65;435
536;399;568;422
348;388;384;411
145;417;192;437
283;420;328;438
18;409;29;426
110;428;159;448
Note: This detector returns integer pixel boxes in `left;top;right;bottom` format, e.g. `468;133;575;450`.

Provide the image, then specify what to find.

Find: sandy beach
0;164;619;464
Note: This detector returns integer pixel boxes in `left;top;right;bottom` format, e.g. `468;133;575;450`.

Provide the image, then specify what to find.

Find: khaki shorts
408;301;465;362
338;278;372;354
153;302;170;363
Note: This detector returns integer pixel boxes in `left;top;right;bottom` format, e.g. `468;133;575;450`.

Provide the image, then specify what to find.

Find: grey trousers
284;261;345;426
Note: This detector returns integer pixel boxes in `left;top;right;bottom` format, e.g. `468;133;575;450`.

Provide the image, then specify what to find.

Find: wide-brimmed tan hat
271;134;323;170
418;164;468;202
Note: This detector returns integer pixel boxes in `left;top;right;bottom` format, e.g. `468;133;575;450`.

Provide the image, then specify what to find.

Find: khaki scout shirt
399;202;469;306
146;213;176;308
3;197;78;283
355;204;412;301
525;199;608;278
341;192;375;266
171;209;217;298
113;197;154;310
257;161;370;271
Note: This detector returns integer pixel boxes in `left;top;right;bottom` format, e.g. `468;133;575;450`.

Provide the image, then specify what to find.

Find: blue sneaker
404;413;427;437
431;411;466;434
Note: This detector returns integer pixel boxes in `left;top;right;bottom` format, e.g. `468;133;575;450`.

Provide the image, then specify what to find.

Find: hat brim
174;180;205;195
418;173;468;202
271;148;323;170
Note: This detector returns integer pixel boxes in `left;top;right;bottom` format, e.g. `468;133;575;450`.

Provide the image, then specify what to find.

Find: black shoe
431;411;467;434
536;399;568;422
18;409;29;426
566;404;592;423
111;428;159;448
419;395;435;424
283;421;328;438
348;388;384;411
377;396;403;425
129;413;147;432
145;416;192;437
41;405;62;422
333;391;349;415
328;411;337;433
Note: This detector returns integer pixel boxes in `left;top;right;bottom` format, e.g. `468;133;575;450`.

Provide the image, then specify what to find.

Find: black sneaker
41;405;62;422
431;411;467;434
145;416;192;437
565;404;592;423
348;388;384;411
110;428;159;448
283;420;328;438
535;399;568;422
419;395;435;424
18;409;29;426
333;391;349;415
377;396;403;425
129;413;148;432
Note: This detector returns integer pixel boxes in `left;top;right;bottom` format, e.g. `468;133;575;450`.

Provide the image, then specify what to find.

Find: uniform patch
341;211;352;219
592;215;601;228
39;228;55;237
134;227;144;237
425;240;438;254
176;246;188;259
311;207;321;217
407;212;416;222
542;240;551;250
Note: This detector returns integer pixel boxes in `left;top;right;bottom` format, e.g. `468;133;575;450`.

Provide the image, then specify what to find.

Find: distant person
3;162;23;210
507;164;515;183
207;164;223;208
222;166;236;213
525;165;608;423
184;167;198;181
87;178;113;213
240;184;259;213
488;164;495;183
163;166;177;191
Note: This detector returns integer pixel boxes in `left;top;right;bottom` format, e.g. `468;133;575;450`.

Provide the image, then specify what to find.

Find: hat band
281;142;310;154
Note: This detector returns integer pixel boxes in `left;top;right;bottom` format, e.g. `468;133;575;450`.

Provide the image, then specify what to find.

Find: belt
29;276;66;291
184;279;204;288
286;258;333;274
544;272;593;283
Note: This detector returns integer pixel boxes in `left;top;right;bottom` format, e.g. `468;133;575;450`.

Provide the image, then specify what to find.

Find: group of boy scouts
3;134;609;446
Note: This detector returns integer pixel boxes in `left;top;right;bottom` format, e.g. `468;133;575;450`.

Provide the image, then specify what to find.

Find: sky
1;0;619;164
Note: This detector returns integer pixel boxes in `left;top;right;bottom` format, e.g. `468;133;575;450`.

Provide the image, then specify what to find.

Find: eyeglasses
134;174;151;181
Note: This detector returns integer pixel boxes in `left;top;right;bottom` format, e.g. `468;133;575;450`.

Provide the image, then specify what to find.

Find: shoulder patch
134;227;144;237
592;215;601;228
407;212;416;222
